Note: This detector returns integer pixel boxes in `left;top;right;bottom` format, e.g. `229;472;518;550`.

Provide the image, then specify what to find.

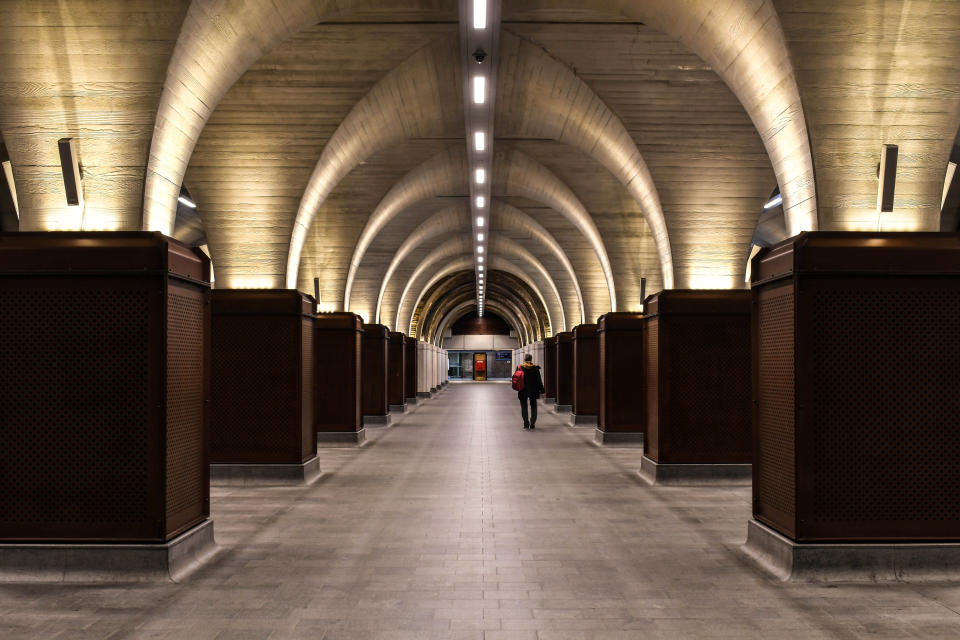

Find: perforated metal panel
801;279;960;539
0;282;159;540
644;318;659;458
572;325;599;416
598;314;644;433
165;283;208;537
315;314;363;433
301;317;316;459
755;284;796;538
555;333;573;406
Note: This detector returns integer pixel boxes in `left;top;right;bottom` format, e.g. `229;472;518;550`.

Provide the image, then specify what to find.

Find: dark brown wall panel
753;232;960;542
555;332;573;406
405;337;417;400
210;290;316;465
644;290;751;465
315;313;363;433
544;336;557;400
572;324;599;416
362;324;389;417
388;332;406;406
598;313;644;434
0;232;209;542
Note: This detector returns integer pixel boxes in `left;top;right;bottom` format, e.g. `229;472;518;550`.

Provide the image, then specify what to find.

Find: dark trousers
519;395;538;427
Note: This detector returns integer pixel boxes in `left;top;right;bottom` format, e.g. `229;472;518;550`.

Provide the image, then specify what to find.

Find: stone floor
5;382;960;639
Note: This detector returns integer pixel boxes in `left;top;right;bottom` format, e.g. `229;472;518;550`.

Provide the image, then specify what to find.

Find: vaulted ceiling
2;0;959;345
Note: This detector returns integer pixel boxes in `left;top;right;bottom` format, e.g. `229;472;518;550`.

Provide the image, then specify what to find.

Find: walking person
512;354;545;430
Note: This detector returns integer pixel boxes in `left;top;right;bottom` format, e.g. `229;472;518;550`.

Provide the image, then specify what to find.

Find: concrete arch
399;238;564;341
495;149;615;314
487;256;555;338
501;1;817;238
143;0;454;236
413;268;548;346
375;203;470;325
492;200;585;327
488;238;563;335
396;238;473;334
498;30;671;294
424;283;540;346
284;39;461;289
333;145;465;315
434;299;527;348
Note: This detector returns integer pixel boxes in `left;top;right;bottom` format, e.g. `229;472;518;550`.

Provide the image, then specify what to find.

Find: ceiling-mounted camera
473;48;487;64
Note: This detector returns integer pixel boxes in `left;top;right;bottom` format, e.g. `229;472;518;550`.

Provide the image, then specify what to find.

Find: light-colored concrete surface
2;383;960;638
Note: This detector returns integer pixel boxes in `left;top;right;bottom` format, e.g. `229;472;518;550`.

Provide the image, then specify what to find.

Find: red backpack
511;367;525;391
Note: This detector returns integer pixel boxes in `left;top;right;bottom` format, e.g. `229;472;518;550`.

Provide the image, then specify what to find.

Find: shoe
530;425;536;430
523;424;530;430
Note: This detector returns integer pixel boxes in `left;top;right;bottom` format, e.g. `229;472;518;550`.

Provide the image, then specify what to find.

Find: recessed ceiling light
764;194;783;209
477;246;484;253
475;168;486;185
477;233;484;241
476;196;485;208
478;266;484;271
474;131;486;151
478;256;484;263
477;216;485;227
473;76;486;104
473;0;487;29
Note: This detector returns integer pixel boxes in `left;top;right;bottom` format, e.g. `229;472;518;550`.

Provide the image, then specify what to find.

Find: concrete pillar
210;289;319;485
416;341;430;398
315;313;364;445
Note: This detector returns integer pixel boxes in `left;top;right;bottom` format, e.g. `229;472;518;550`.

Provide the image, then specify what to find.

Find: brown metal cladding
644;317;660;459
643;290;751;465
572;324;599;416
544;336;557;400
555;332;574;406
388;332;406;406
362;324;390;417
752;232;960;542
210;289;317;466
405;336;417;401
0;232;209;543
597;313;644;434
315;313;363;433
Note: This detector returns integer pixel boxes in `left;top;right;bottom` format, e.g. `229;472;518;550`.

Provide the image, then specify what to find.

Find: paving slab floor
4;382;960;639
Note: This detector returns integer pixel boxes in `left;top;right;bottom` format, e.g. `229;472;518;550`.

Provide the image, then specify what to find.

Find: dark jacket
517;362;545;399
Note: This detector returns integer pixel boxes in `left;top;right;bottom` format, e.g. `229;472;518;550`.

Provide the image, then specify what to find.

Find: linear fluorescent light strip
763;194;782;209
475;168;486;184
474;131;486;151
473;0;487;29
178;195;198;209
473;76;486;104
476;196;485;208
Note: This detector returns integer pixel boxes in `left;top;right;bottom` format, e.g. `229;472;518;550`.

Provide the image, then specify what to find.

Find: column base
0;519;218;583
363;414;393;427
569;413;597;427
406;397;418;405
416;391;431;399
742;519;960;583
543;397;556;405
389;404;407;413
638;455;751;486
553;404;572;414
429;386;438;393
211;457;321;486
317;428;366;447
593;429;644;446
